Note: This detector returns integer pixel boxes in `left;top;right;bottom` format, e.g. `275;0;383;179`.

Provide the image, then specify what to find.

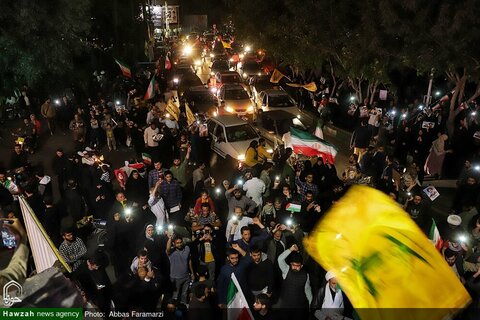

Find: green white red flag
286;203;302;212
428;218;444;251
142;153;152;165
114;59;132;78
144;76;156;100
282;127;338;163
227;273;253;320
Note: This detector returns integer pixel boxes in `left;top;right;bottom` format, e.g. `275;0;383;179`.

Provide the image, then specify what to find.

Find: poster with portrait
423;185;440;201
166;6;178;24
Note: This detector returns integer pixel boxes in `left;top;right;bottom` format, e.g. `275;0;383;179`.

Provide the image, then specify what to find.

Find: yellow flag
185;104;196;126
222;41;232;49
302;82;317;92
285;83;303;88
286;82;317;92
304;186;470;320
166;99;180;121
269;69;285;83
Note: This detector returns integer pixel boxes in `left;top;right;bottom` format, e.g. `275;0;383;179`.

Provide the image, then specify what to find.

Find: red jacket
193;197;216;215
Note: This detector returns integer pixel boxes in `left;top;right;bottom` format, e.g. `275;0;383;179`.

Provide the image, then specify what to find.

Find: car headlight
225;106;235;113
257;72;262;76
183;45;193;56
247;106;254;112
242;73;248;79
267;148;273;154
210;53;215;58
213;111;218;117
237;154;245;161
194;60;201;66
239;53;244;59
210;87;217;94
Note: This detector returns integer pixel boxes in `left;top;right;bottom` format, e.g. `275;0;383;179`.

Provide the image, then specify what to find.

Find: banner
304;186;471;320
19;197;71;273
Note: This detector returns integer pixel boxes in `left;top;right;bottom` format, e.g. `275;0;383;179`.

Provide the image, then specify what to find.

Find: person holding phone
0;218;29;288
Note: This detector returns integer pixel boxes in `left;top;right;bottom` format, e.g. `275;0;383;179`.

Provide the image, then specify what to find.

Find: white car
207;115;271;161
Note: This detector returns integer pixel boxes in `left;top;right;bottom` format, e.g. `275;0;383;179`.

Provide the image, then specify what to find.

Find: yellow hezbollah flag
185;103;196;126
269;69;285;83
304;186;470;320
166;99;180;121
222;41;232;49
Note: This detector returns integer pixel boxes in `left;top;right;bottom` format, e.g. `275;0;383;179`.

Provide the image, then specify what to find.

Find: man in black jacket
247;246;274;303
350;120;371;162
64;180;86;223
52;148;68;197
73;252;112;313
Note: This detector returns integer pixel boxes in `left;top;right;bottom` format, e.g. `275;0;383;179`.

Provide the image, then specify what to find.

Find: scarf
145;224;154;241
321;283;344;310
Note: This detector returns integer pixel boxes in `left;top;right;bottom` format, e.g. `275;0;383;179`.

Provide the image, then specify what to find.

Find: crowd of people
1;38;480;320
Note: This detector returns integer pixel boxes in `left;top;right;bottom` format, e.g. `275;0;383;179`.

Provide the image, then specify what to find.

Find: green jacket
170;159;188;188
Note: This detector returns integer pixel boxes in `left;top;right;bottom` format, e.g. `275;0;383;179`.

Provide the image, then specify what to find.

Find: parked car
217;84;255;116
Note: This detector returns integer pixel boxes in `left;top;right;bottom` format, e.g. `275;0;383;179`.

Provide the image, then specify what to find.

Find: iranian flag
227;273;253;320
144;76;156;100
314;119;324;139
165;55;172;70
114;59;132;78
429;218;444;251
142;153;152;165
282;127;338;163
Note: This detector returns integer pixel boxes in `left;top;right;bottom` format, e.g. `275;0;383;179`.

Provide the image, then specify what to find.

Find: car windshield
224;88;249;100
244;61;260;70
212;61;229;70
262;117;306;135
181;76;202;87
188;92;215;104
269;95;295;107
222;74;241;84
226;124;258;142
